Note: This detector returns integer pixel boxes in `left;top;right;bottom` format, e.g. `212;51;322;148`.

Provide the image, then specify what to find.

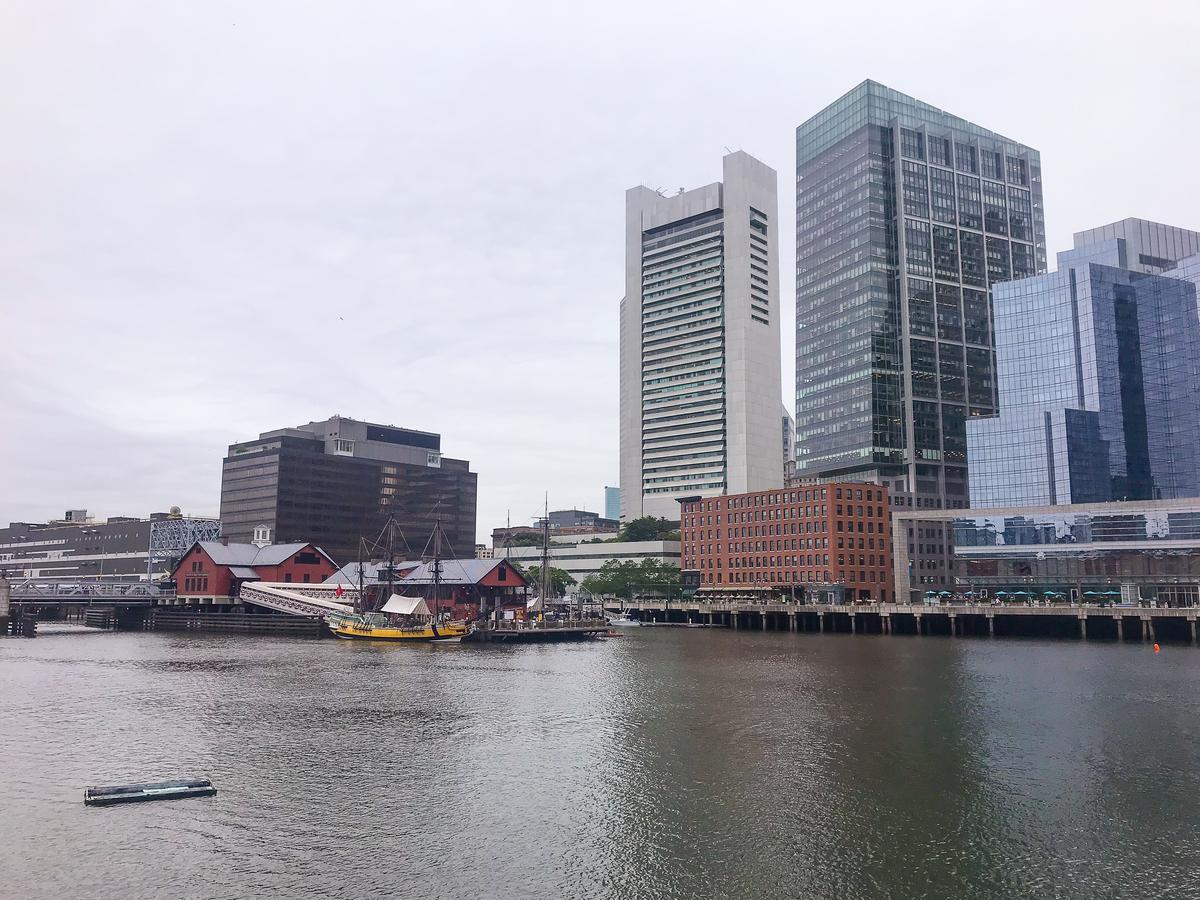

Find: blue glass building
968;219;1200;507
604;486;620;522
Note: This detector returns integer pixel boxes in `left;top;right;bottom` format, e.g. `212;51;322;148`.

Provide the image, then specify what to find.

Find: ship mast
431;518;444;636
355;538;365;616
538;493;552;616
384;517;396;613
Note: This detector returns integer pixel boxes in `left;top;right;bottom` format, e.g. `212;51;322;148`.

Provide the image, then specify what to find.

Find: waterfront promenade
610;600;1200;642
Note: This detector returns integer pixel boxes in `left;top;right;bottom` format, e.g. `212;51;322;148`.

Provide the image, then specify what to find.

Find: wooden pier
610;601;1200;643
149;610;324;637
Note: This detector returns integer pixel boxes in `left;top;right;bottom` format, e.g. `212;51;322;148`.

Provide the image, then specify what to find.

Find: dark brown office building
220;416;477;566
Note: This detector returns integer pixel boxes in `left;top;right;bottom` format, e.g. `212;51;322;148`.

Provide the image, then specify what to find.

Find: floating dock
464;618;609;644
84;778;216;806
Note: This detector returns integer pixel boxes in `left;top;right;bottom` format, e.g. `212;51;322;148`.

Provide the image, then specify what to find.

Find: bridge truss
147;517;222;578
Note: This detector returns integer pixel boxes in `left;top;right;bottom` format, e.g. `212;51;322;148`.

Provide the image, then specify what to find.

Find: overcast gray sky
2;0;1197;545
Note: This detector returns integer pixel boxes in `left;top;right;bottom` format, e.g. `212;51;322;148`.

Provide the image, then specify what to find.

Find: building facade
794;80;1046;510
172;539;339;605
220;416;477;567
620;151;785;521
495;540;681;590
679;484;893;602
604;486;620;522
782;406;796;481
968;219;1200;507
893;499;1200;606
536;509;618;531
0;510;220;582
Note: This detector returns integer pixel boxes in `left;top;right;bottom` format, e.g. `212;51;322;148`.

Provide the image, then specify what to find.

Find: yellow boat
328;613;469;642
332;517;469;642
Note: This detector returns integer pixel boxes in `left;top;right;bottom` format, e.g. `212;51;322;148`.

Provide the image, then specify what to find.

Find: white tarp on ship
380;594;431;617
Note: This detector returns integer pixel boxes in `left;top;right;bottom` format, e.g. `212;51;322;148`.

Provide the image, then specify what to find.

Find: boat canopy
380;594;432;617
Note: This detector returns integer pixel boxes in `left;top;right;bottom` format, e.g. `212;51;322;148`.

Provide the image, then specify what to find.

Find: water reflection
2;631;1199;898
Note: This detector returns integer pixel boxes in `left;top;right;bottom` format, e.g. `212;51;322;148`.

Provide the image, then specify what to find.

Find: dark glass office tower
794;80;1046;509
220;416;477;565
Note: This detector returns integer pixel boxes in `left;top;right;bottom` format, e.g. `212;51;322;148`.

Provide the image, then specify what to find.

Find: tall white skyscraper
619;151;784;521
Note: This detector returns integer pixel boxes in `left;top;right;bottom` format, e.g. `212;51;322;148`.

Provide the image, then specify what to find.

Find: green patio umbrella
1083;591;1100;597
1013;590;1032;597
995;591;1009;597
1103;590;1121;596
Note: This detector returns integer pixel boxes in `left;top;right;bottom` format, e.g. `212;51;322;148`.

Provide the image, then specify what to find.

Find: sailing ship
328;517;469;642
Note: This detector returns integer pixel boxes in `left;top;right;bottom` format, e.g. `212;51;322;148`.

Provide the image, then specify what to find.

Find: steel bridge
8;578;171;604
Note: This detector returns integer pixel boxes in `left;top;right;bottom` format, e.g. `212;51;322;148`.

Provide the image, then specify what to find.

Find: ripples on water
2;629;1199;899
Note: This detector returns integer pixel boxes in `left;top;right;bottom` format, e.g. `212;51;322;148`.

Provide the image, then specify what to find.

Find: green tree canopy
616;516;681;543
519;565;577;598
507;533;547;547
580;558;681;598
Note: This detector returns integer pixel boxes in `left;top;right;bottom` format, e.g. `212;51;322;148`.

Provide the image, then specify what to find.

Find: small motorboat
607;615;640;627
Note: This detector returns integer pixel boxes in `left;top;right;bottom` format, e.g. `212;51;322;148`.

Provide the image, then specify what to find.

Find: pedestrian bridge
237;583;355;619
9;578;169;601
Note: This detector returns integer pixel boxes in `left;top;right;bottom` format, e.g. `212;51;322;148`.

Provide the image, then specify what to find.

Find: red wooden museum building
172;538;339;605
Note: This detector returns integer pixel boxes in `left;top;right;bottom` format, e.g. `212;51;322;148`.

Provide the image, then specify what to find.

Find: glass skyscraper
794;80;1046;510
968;219;1200;507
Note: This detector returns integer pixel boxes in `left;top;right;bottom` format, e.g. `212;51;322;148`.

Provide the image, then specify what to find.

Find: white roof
380;594;431;616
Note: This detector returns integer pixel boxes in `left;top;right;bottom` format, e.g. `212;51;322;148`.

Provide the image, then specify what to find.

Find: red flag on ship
334;585;344;598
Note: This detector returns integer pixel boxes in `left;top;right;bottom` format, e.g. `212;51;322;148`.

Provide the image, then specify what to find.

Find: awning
230;567;260;580
380;594;431;617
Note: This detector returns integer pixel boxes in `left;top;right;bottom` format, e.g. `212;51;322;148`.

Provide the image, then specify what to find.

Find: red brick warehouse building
171;539;339;606
679;483;894;602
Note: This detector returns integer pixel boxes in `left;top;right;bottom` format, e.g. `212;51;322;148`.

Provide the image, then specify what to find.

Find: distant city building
794;80;1047;510
0;509;220;582
782;406;796;481
220;416;477;567
620;151;785;521
535;509;618;531
679;484;893;602
969;219;1200;507
475;544;493;559
893;498;1200;605
604;486;620;522
495;540;681;589
171;539;339;606
491;523;617;549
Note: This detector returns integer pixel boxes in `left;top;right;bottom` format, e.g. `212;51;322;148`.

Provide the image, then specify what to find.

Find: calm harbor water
2;627;1199;899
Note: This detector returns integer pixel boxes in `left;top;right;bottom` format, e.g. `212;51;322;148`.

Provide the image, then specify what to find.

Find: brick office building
679;483;894;602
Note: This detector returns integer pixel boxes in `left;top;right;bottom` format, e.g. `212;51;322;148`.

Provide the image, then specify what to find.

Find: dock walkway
609;601;1200;643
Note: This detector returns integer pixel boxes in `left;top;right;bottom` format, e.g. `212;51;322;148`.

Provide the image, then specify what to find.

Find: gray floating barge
84;778;216;806
464;618;609;643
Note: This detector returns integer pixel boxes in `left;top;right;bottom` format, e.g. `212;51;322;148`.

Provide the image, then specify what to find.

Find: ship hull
330;623;468;642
